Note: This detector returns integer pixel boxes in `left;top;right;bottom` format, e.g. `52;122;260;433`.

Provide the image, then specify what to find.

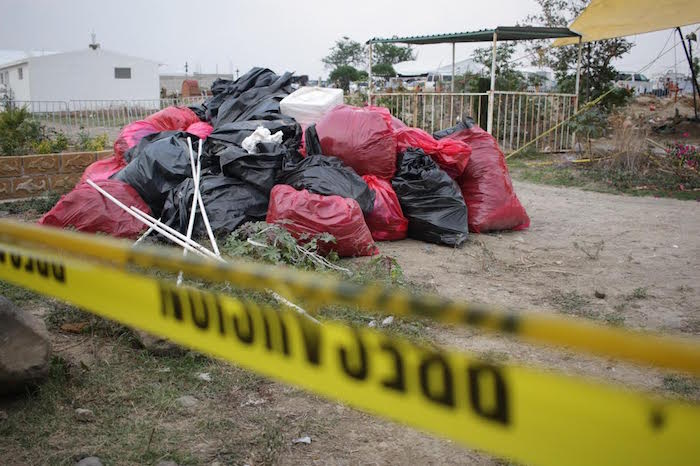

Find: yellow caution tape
0;241;698;466
0;219;699;376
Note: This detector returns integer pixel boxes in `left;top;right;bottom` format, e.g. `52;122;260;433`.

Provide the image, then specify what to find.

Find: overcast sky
1;0;697;79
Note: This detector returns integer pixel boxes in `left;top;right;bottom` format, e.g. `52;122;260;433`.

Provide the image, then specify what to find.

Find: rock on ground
176;395;199;408
134;330;184;356
0;296;50;395
74;408;95;422
76;457;103;466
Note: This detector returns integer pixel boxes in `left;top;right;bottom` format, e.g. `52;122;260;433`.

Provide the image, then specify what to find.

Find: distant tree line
322;37;415;91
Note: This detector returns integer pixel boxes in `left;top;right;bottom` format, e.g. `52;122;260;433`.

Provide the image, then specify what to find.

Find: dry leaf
60;322;89;333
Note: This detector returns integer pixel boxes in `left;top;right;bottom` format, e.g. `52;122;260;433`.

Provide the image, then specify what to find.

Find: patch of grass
628;287;649;300
0;280;42;303
603;313;625;327
613;302;627;312
508;154;700;201
2;192;60;215
547;290;592;316
0;328;284;465
661;375;699;396
44;301;135;340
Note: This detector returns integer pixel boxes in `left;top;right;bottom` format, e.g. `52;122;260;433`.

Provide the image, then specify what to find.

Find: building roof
393;58;487;77
367;26;579;45
0;50;59;69
0;48;159;70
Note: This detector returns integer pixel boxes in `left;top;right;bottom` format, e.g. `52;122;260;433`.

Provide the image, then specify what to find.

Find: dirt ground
2;180;699;465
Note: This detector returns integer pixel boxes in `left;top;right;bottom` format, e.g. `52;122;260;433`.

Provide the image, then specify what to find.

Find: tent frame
367;26;582;134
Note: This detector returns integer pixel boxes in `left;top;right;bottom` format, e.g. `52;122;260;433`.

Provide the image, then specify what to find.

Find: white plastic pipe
184;138;200;248
179;138;222;284
133;220;158;245
86;179;205;258
129;206;219;261
193;139;220;256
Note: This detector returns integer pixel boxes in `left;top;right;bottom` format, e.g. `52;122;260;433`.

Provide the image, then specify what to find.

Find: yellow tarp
553;0;700;46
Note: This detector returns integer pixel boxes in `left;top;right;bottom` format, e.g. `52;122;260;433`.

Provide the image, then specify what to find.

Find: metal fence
492;92;578;153
0;97;206;140
372;92;489;135
371;91;578;153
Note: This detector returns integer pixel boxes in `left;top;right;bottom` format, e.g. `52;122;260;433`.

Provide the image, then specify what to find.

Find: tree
322;37;366;69
371;63;396;78
472;42;526;91
372;43;415;65
523;0;633;101
330;65;362;92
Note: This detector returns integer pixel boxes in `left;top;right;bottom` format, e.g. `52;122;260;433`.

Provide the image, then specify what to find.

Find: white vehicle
424;73;452;92
614;72;651;95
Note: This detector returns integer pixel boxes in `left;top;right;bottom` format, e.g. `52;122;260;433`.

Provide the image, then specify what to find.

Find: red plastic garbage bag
146;106;200;132
389;115;407;131
362;175;408;241
113;107;202;159
185;121;214;140
316;105;397;179
267;185;378;257
113;120;159;159
79;155;127;183
442;122;530;233
395;127;471;179
39;179;151;238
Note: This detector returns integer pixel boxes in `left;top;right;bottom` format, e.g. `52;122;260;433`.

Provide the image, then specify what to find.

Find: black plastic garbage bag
188;104;207;122
202;68;294;127
391;148;468;246
162;175;268;237
304;124;322;156
277;154;375;214
113;131;200;216
432;118;469;140
214;76;293;126
219;142;287;195
204;68;279;122
205;118;301;155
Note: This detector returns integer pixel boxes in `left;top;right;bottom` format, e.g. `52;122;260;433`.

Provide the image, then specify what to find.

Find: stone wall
0;150;112;200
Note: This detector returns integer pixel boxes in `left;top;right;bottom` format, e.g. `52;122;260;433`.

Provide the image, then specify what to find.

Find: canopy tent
366;26;581;133
553;0;700;46
367;26;579;45
552;0;699;118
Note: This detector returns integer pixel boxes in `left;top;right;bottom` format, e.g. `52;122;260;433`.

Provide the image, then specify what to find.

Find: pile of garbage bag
40;66;529;257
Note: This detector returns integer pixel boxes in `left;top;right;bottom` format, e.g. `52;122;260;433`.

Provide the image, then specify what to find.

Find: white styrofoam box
280;87;344;127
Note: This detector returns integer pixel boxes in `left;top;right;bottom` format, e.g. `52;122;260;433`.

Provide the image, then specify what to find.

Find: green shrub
76;131;109;152
31;129;70;154
0;107;42;155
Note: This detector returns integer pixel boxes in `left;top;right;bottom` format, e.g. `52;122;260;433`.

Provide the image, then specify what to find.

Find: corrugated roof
367;26;579;45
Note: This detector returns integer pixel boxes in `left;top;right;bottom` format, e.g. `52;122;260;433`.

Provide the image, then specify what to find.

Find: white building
0;47;160;107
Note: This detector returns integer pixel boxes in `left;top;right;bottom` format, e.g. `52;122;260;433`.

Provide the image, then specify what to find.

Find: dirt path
3;182;698;465
269;181;700;465
293;180;700;465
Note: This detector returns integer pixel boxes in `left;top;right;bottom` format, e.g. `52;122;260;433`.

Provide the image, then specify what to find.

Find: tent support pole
368;43;373;106
574;36;582;109
487;31;497;134
451;42;455;93
677;27;699;119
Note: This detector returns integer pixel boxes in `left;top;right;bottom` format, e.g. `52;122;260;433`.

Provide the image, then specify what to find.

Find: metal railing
492;92;578;153
371;91;578;153
0;97;206;139
372;92;489;135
